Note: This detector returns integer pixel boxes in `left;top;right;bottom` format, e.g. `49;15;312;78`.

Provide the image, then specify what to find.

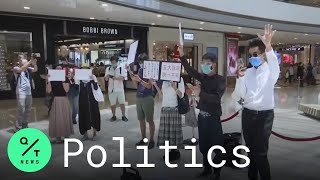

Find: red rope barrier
271;131;320;142
221;111;240;123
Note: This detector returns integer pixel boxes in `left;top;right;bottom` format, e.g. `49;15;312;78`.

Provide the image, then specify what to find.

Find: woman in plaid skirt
153;77;185;162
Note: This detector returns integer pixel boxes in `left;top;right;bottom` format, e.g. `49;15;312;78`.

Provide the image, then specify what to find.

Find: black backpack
121;168;142;180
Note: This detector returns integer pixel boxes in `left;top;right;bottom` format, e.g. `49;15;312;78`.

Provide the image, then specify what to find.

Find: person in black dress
79;75;101;141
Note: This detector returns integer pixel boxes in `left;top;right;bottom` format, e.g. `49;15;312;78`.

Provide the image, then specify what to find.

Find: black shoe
197;169;212;178
110;116;117;122
136;139;148;146
148;141;155;149
122;116;128;122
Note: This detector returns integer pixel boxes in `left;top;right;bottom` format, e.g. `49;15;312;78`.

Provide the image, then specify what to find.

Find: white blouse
161;78;185;108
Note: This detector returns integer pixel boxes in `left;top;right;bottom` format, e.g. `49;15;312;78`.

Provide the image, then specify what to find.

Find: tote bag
91;83;104;102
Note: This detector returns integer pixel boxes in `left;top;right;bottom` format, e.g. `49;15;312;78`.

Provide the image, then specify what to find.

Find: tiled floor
0;86;319;180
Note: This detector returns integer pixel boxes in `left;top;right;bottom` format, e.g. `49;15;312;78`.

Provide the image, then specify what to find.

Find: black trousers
198;113;224;171
242;108;274;180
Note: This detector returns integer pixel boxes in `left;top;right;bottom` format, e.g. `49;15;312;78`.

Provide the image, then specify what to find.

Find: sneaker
136;139;148;146
110;116;117;122
148;141;155;149
122;116;128;122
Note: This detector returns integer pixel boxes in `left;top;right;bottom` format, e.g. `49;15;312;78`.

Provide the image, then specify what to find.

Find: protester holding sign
127;53;156;149
47;66;74;144
178;47;226;180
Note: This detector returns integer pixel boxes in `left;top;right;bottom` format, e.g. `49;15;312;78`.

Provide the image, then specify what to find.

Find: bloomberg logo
82;26;118;35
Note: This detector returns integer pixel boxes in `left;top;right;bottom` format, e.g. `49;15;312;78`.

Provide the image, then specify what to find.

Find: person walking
233;24;280;180
178;47;226;180
78;74;101;141
47;66;74;144
13;55;38;131
127;53;156;149
105;56;128;122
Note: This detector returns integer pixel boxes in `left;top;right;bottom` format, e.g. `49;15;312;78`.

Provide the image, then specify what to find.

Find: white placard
160;62;182;82
143;61;160;80
48;70;65;81
128;40;139;65
75;69;92;81
179;23;184;46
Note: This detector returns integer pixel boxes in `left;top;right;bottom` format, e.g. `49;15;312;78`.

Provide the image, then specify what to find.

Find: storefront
148;27;225;84
0;15;148;99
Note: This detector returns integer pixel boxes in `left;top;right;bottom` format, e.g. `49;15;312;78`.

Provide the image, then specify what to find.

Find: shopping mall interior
0;0;319;180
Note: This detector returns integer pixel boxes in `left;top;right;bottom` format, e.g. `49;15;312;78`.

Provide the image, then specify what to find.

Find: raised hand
257;24;276;51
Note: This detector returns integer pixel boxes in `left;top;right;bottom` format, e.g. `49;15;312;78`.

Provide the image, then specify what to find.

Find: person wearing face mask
233;24;279;180
13;55;38;131
178;48;226;180
105;56;128;122
127;53;156;149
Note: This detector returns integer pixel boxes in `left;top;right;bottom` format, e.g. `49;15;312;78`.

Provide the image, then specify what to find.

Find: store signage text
183;33;194;41
82;26;118;35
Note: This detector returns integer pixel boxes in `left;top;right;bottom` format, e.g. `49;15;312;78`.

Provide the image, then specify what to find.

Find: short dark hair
137;53;149;62
202;53;217;63
248;38;266;53
110;56;118;62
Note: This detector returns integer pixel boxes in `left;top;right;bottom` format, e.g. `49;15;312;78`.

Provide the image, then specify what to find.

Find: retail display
0;42;8;91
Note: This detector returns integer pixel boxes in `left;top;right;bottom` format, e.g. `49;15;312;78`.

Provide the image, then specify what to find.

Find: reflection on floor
0;86;319;179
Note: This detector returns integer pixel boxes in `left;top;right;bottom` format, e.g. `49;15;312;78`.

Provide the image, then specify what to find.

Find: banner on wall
227;38;239;76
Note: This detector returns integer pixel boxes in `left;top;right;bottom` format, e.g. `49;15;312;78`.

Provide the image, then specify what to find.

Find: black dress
78;80;101;135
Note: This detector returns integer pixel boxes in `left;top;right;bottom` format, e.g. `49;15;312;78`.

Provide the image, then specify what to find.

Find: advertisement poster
227;39;239;76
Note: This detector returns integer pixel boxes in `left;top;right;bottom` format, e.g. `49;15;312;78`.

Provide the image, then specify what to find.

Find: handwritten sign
143;60;160;80
160;62;182;82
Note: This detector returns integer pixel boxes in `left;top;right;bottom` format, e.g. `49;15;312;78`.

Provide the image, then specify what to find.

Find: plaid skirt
157;107;183;147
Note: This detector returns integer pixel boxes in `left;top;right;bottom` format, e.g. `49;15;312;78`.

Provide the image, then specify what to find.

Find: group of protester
14;24;278;180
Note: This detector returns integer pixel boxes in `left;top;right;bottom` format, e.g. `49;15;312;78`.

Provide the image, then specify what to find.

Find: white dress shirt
162;78;185;108
105;66;127;93
233;50;280;111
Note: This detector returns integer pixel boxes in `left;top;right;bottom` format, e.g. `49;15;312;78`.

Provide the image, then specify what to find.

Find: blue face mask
201;64;212;74
249;57;262;68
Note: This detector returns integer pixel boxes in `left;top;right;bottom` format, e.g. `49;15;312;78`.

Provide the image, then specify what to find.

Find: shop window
0;31;32;92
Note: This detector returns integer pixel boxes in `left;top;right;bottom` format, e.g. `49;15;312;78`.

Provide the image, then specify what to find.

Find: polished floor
0;86;319;180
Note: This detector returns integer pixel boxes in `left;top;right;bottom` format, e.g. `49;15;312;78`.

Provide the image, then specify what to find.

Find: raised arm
180;56;203;81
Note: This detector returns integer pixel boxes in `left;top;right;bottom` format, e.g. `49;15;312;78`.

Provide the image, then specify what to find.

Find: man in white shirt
233;24;279;180
13;55;38;131
105;56;128;122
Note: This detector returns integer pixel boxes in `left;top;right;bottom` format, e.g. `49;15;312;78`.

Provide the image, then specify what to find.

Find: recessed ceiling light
304;33;308;35
199;27;204;30
200;22;204;25
294;37;298;40
157;14;162;18
237;32;241;34
238;27;242;29
151;23;156;26
101;3;108;7
24;6;31;10
90;17;95;20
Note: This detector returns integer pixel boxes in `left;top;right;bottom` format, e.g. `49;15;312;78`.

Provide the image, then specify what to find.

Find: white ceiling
0;0;319;45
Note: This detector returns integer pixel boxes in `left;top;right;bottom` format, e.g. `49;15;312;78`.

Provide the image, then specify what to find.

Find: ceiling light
237;32;241;34
317;42;320;44
238;27;242;29
90;17;95;20
200;22;204;25
101;3;108;7
157;14;162;18
151;23;156;26
304;33;308;35
200;28;204;30
23;6;31;10
294;37;298;40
